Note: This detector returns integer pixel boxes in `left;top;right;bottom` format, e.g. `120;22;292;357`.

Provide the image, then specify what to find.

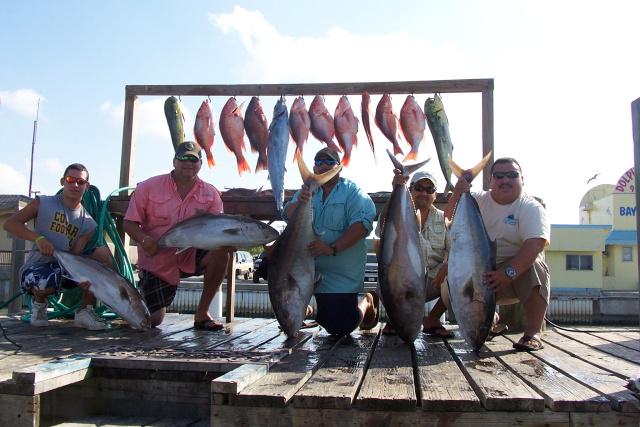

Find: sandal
487;324;508;341
360;291;380;330
513;335;544;352
422;325;454;338
194;319;223;331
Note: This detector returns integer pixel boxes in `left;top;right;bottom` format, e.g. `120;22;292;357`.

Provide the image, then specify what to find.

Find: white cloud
0;89;45;117
0;163;30;195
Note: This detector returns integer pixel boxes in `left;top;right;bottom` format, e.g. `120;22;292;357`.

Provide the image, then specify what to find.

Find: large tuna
53;250;151;331
164;96;185;151
378;150;430;344
425;94;454;194
361;92;376;163
289;96;311;162
267;97;290;214
220;97;251;176
375;94;404;156
157;213;279;252
334;96;359;167
267;150;342;337
399;95;426;163
194;99;217;168
446;153;496;352
309;95;342;153
244;97;270;173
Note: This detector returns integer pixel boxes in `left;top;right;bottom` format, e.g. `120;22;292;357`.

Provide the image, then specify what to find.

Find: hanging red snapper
309;95;342;153
194;99;216;168
244;97;269;173
399;95;426;162
334;96;359;167
220;97;251;176
289;96;311;162
375;93;404;156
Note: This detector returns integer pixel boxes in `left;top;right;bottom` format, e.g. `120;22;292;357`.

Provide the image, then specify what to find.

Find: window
565;254;593;271
622;246;633;262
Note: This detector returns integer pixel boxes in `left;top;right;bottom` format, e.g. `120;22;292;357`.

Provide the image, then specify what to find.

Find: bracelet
34;236;45;244
142;235;149;245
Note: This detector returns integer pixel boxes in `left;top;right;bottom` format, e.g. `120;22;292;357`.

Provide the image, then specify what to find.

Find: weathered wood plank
356;332;417;412
522;334;640;412
554;329;640;364
0;393;39;427
447;338;544;411
542;332;639;380
414;334;481;412
292;327;379;409
189;318;281;351
12;355;91;384
232;331;343;407
484;335;611;412
212;405;574;427
126;79;495;98
585;331;640;352
211;363;268;394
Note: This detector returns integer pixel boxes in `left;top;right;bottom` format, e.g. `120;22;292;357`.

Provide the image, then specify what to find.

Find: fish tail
207;156;216;168
449;152;492;183
326;140;343;153
402;150;418;163
341;152;351;167
237;157;252;176
255;156;268;173
393;143;404;156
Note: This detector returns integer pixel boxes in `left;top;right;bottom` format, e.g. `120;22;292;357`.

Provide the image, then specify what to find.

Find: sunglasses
492;171;520;180
64;176;88;185
412;184;436;194
314;158;337;166
176;155;200;163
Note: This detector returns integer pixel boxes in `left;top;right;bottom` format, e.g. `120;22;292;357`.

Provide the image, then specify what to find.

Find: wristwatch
505;266;517;280
329;242;337;256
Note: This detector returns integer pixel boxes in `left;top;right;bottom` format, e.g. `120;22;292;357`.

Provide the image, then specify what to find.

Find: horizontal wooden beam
126;79;494;98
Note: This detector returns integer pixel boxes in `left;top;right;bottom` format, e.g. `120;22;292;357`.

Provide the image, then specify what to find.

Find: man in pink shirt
124;142;232;330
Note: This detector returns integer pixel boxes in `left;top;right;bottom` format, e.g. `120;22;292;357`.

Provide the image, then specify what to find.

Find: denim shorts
21;247;98;296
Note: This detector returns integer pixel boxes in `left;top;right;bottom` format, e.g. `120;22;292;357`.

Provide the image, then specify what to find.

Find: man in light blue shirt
283;148;378;336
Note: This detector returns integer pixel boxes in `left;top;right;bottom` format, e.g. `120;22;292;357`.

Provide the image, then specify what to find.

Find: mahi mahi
425;94;454;194
378;150;430;344
267;97;290;214
445;153;496;352
157;213;279;252
267;150;342;337
53;250;151;331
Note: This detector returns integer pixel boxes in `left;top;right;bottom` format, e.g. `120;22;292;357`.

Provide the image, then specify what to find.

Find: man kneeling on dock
123;142;232;330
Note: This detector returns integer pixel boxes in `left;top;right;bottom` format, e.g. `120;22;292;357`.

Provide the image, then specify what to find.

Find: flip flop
486;324;508;341
300;321;319;329
422;325;454;338
513;335;544;352
360;291;380;330
194;319;223;331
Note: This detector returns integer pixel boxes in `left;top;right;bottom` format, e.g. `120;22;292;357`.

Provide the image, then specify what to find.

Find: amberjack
445;153;497;352
53;250;151;331
378;150;430;344
267;150;342;337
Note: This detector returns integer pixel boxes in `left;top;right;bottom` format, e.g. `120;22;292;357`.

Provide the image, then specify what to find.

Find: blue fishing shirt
284;177;376;294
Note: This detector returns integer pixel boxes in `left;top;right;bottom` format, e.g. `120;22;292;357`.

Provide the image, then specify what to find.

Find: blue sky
2;1;640;225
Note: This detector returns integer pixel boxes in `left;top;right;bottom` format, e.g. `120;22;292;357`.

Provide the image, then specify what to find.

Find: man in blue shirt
283;148;378;336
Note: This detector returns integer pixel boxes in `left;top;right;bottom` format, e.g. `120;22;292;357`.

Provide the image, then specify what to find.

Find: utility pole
28;98;40;198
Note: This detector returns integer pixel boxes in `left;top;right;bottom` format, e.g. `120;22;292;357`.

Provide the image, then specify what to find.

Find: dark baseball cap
175;141;202;159
314;147;341;163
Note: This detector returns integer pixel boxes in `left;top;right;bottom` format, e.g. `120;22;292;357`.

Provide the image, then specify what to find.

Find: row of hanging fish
164;93;456;211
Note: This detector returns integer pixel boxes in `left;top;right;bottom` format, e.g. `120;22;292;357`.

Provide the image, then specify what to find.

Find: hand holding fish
297;185;312;203
141;235;159;258
392;169;409;187
77;280;95;295
35;237;55;256
483;269;512;292
306;240;333;258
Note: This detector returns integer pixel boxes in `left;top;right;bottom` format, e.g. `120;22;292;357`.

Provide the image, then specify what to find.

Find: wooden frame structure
117;79;495;323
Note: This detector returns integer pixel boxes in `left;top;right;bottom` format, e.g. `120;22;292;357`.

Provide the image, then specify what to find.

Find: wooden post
116;92;139;249
631;97;640;320
8;236;25;314
226;253;236;323
481;85;495;190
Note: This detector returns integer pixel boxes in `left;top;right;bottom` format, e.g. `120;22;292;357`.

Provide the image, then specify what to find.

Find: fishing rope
545;317;640;333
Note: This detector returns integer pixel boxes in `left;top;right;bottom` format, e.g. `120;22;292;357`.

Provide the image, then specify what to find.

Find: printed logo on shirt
49;211;81;248
503;214;517;226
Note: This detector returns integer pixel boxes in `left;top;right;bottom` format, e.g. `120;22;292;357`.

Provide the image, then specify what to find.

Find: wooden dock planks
553;329;640;364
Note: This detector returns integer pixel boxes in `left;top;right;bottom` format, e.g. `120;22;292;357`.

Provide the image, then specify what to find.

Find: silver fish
53;250;151;331
446;153;496;352
378;150;430;344
267;97;290;214
425;95;454;194
157;213;279;252
267;150;342;337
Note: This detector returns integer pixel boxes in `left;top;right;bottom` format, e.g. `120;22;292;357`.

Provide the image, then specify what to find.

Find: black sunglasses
412;184;436;194
314;158;337;166
492;171;520;180
176;155;200;163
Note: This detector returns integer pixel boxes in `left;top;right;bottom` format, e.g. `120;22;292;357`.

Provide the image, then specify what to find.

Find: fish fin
372;237;381;259
341;153;351;167
237;158;252;177
386;149;430;177
402;150;419;163
175;247;192;254
416;209;422;231
233;101;246;117
207;153;216;168
255;158;268;173
449;152;492;183
393;144;404;156
313;275;323;292
221;228;242;235
462;278;475;301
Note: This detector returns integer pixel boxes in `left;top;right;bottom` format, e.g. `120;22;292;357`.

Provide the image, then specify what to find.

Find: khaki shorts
495;253;550;306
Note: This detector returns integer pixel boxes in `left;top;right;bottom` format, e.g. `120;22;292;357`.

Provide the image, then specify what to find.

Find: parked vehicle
235;251;254;280
253;251;267;283
365;252;378;284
